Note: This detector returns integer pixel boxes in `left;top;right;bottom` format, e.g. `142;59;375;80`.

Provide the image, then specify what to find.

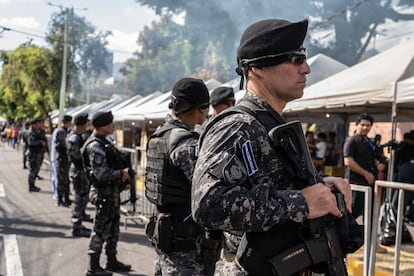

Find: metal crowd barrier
369;180;414;276
350;184;373;276
118;146;156;229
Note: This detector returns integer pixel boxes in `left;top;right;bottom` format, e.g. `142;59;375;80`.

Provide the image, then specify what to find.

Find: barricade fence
118;153;412;276
119;146;156;229
369;180;414;276
350;184;372;276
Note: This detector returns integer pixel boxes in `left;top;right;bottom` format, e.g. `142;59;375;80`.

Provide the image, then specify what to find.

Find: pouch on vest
152;213;173;253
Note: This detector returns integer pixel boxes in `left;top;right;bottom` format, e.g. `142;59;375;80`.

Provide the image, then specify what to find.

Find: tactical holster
152;213;201;253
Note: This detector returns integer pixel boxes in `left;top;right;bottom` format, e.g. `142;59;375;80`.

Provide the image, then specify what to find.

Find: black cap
210;87;234;107
74;113;88;126
92;111;113;127
62;114;72;123
169;78;210;113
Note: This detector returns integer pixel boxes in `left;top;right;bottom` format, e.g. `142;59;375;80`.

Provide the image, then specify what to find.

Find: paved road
0;145;156;276
2;143;414;276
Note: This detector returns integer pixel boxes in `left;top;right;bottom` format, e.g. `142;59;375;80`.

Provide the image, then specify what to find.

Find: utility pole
47;2;87;125
58;11;68;126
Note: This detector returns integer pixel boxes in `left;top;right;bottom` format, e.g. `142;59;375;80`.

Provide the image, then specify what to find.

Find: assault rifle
118;150;137;208
236;121;361;276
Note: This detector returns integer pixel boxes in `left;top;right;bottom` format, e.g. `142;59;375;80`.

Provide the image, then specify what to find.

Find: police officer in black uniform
27;119;46;192
82;111;131;276
55;114;73;206
145;78;210;275
67;113;93;238
210;86;235;116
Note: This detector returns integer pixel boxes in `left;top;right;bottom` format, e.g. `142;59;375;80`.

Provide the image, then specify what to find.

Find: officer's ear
250;66;265;78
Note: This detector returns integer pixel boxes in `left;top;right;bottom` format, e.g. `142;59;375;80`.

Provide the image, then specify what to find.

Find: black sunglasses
241;47;307;66
286;53;307;65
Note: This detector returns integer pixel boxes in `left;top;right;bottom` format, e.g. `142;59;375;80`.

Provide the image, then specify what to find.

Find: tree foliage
0;44;55;123
46;8;111;106
126;0;414;95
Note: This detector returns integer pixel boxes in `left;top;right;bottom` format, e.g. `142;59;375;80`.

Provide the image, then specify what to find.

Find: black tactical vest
145;122;198;212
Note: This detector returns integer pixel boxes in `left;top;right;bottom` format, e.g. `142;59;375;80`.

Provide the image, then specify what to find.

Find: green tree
0;44;55;123
127;0;414;95
46;8;111;106
121;16;190;95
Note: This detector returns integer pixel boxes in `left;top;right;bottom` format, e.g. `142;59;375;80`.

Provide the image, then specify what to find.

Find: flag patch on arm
242;140;258;176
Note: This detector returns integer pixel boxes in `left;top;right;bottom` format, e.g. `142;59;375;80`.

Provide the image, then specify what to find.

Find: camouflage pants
213;249;246;276
88;197;120;257
71;171;90;220
154;249;204;276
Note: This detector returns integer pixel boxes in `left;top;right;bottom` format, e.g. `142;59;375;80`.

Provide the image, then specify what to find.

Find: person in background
343;112;387;253
21;121;30;169
315;132;327;172
325;131;342;167
12;124;20;149
36;118;48;181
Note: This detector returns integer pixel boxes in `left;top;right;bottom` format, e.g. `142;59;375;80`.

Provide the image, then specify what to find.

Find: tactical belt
171;238;197;252
170;222;201;252
173;221;201;238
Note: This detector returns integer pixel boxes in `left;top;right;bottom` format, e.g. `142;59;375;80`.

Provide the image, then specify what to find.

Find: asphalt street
2;142;414;276
0;144;156;276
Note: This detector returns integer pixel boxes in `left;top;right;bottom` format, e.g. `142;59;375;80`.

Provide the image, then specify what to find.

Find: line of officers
24;111;134;276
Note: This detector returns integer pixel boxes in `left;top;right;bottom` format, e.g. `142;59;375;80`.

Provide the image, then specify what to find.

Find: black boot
72;225;92;238
79;212;94;222
86;254;112;276
56;194;63;206
29;185;41;192
105;255;131;272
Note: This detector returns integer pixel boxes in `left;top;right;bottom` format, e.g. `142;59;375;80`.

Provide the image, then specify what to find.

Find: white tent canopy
284;40;414;122
306;53;348;86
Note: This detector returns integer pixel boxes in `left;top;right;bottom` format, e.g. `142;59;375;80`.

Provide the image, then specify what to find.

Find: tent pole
386;81;398;199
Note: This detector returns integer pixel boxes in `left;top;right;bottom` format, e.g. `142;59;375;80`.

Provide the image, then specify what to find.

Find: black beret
210;87;234;107
74;113;88;126
62;114;72;123
92;111;113;127
237;19;308;69
170;78;210;113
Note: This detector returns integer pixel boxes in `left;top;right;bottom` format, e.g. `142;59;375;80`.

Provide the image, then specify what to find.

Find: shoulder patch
68;135;77;143
93;147;106;165
194;145;199;157
241;140;258;176
223;155;247;185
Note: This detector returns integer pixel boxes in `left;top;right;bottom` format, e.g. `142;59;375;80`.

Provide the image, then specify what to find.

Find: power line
0;25;45;40
0;24;135;57
310;0;373;30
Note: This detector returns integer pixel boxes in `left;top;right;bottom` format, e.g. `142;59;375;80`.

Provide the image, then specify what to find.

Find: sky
0;0;159;63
